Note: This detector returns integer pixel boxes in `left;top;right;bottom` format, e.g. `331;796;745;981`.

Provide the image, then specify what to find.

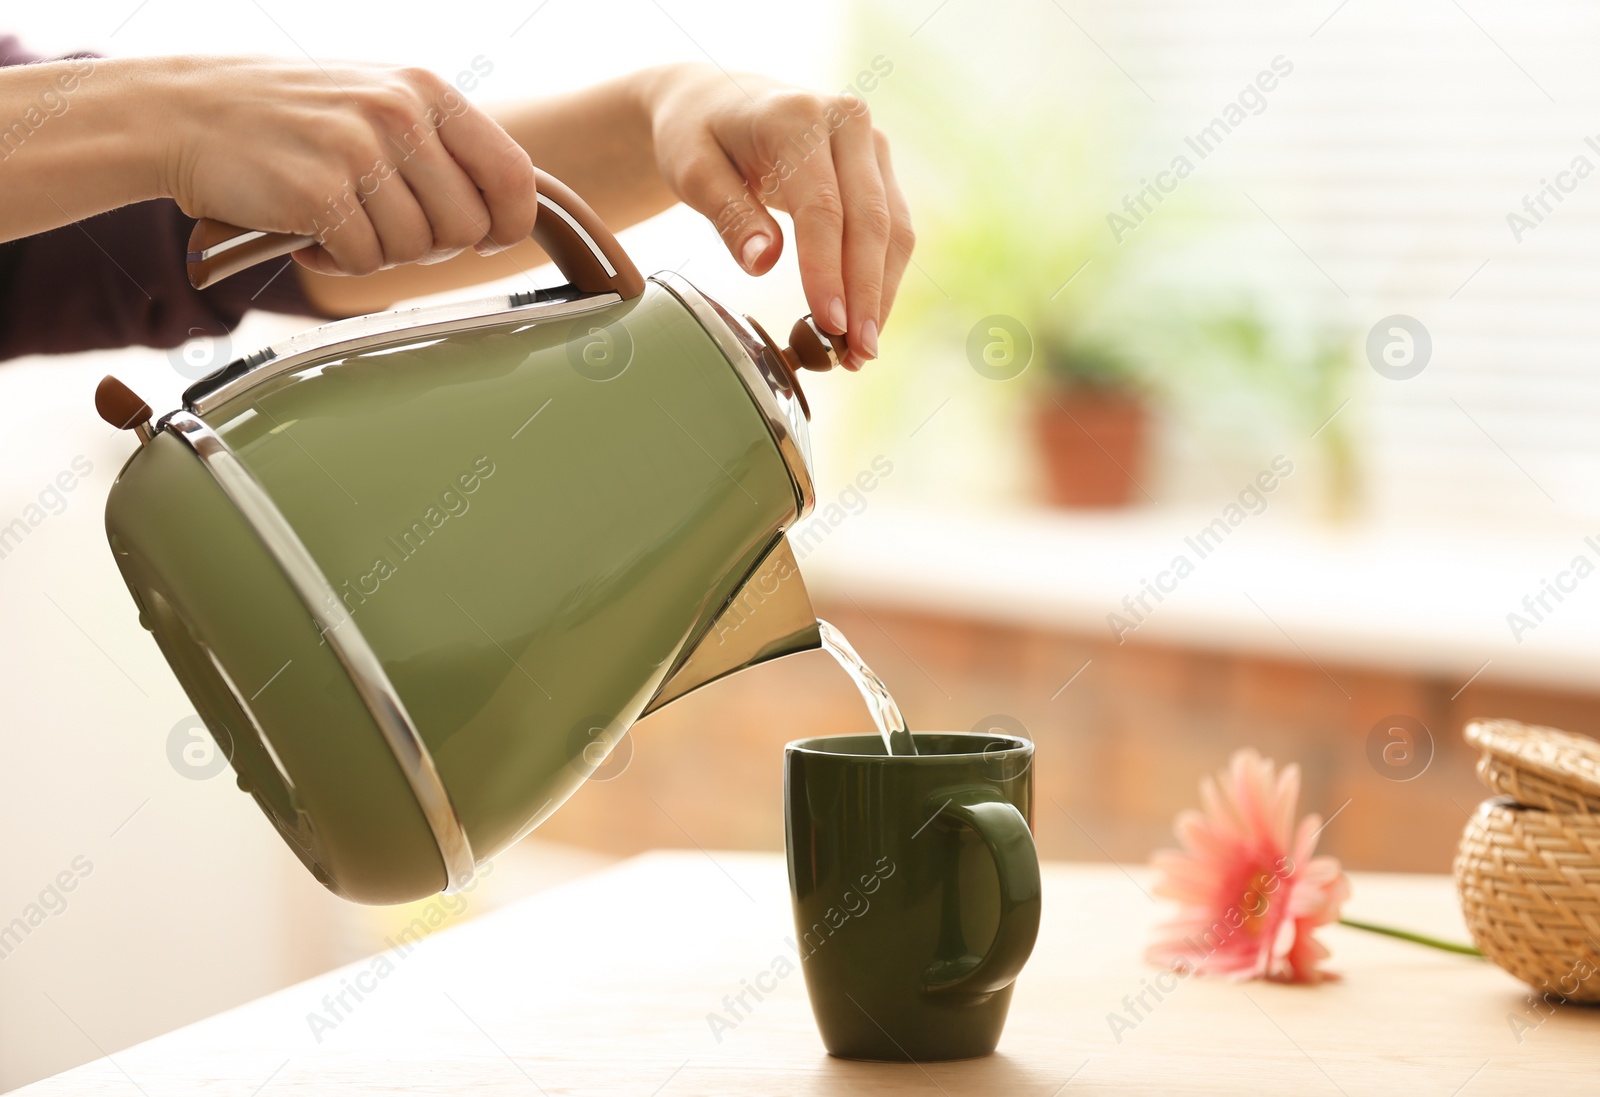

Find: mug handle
185;168;646;300
923;789;1042;997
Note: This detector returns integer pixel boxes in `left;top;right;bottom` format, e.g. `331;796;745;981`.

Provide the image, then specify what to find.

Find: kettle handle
185;167;646;300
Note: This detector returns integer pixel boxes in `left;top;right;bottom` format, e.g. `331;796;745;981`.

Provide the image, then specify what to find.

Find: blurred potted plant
1091;240;1360;520
1031;333;1149;508
842;10;1153;509
838;4;1358;515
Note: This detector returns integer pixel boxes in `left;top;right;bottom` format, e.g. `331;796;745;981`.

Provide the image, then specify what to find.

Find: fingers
286;69;522;277
293;185;384;277
744;92;910;370
874;129;915;332
830;110;890;370
293;155;458;275
669;138;785;275
356;165;434;267
772;113;849;342
432;94;538;254
395;128;494;264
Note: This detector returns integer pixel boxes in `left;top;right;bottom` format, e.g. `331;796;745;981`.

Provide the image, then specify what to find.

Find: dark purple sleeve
0;36;328;362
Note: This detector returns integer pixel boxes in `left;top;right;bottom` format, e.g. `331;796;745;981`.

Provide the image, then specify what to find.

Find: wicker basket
1455;719;1600;1002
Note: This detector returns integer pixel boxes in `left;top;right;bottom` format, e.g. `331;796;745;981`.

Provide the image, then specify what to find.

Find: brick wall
537;600;1600;874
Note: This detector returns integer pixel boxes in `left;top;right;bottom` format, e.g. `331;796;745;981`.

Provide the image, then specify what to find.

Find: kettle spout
642;536;820;716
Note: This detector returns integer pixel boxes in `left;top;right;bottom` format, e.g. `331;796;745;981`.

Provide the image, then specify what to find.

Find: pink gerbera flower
1146;748;1350;983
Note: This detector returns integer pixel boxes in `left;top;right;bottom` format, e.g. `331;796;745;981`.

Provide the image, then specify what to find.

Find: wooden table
18;853;1595;1095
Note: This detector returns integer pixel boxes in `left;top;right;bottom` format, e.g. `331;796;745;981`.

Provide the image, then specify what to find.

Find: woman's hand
642;65;915;370
158;57;538;277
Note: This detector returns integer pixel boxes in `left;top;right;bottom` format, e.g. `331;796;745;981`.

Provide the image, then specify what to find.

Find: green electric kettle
96;170;849;904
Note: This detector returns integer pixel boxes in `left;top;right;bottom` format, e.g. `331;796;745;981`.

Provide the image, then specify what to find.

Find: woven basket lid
1465;718;1600;814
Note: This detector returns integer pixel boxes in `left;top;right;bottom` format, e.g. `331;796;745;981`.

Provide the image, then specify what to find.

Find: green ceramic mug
784;732;1041;1061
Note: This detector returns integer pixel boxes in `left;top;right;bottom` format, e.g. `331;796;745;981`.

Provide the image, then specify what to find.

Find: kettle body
101;177;833;903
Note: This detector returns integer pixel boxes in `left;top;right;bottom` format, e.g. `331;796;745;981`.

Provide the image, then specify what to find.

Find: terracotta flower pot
1033;387;1149;508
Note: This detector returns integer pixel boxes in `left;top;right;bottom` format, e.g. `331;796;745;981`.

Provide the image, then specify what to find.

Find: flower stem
1338;917;1482;956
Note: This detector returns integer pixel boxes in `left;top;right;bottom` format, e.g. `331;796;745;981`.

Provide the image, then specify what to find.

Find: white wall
1111;0;1600;529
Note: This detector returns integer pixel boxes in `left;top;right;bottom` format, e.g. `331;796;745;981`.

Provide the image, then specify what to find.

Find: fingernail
826;297;847;333
740;233;769;272
859;319;879;359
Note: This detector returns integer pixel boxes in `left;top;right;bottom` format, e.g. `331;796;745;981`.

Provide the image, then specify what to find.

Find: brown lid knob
785;316;847;372
95;375;153;431
745;311;856;422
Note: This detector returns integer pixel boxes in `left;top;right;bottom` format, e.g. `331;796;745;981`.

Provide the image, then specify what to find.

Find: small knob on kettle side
95;375;156;444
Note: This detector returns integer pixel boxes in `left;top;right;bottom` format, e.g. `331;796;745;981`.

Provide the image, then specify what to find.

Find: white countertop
800;504;1600;696
22;854;1590;1096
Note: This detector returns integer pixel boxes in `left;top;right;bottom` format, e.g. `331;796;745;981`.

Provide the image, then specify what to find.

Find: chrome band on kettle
164;411;478;893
